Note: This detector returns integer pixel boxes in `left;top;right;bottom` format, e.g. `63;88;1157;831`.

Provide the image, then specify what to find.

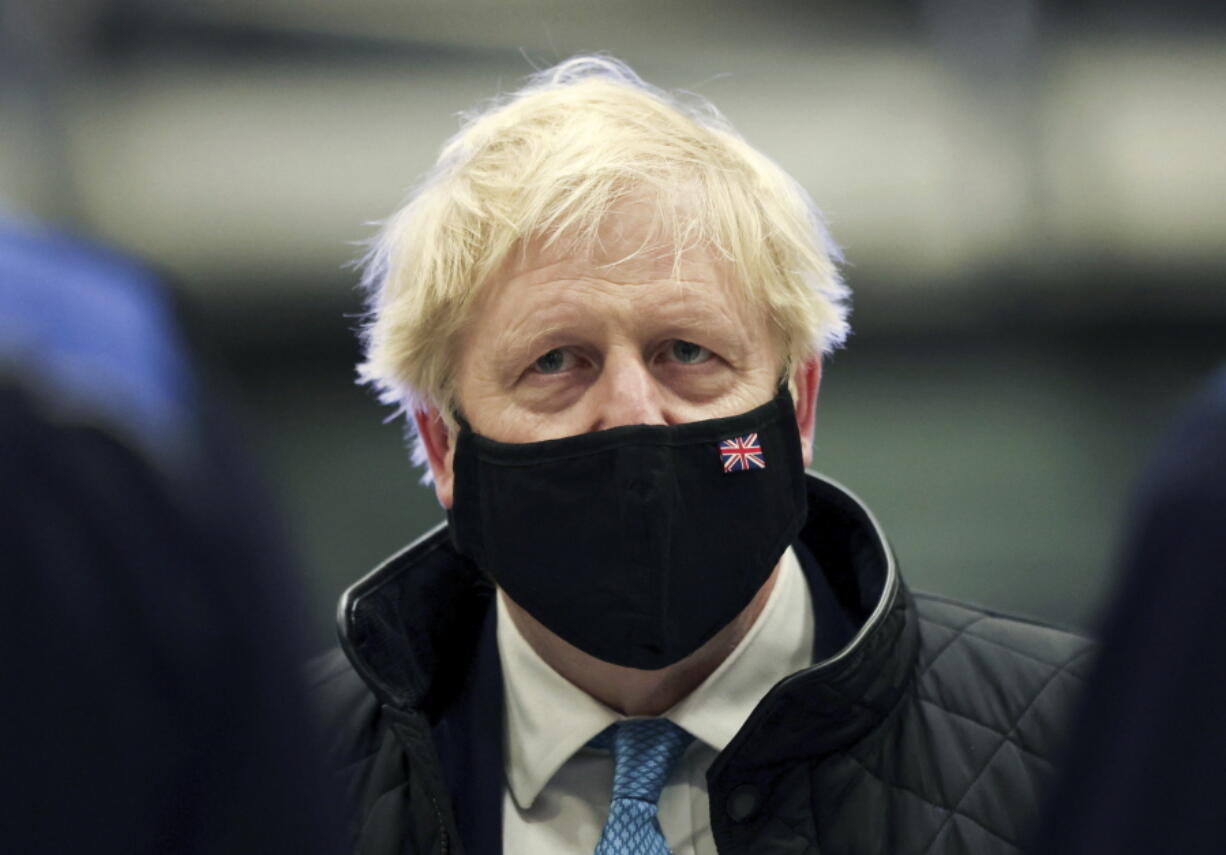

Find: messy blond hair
357;55;850;471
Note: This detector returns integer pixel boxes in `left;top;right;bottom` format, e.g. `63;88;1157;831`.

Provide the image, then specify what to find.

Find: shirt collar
666;546;814;752
497;590;620;810
497;546;814;810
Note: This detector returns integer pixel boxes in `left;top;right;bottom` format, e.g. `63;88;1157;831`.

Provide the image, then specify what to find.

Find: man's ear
790;356;822;469
414;407;456;509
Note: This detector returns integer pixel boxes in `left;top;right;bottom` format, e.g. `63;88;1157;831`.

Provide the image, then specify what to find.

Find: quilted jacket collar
337;472;917;755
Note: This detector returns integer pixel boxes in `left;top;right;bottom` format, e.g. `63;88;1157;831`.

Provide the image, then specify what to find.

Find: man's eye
669;340;712;364
533;348;572;374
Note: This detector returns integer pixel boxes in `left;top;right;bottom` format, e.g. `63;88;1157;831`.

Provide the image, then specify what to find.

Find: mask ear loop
448;395;475;436
779;373;795;401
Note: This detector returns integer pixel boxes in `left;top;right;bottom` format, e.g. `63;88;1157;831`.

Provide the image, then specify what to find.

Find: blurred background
2;0;1222;653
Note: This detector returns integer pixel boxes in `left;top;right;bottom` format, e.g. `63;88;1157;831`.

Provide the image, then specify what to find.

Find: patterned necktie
591;719;695;855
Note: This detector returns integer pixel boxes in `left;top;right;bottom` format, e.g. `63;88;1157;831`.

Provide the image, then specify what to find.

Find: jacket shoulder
911;592;1096;763
914;593;1095;673
812;594;1097;853
309;649;426;854
307;647;386;771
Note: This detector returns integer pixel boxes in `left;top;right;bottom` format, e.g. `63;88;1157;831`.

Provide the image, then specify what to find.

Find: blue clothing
0;218;197;467
0;221;343;855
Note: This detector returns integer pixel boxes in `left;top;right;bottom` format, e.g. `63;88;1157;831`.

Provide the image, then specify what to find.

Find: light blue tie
592;719;695;855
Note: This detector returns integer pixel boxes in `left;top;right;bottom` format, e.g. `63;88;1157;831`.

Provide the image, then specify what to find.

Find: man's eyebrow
656;298;752;346
490;319;570;365
484;290;754;366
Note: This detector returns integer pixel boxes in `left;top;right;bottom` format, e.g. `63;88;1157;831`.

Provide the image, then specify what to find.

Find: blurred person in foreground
1031;367;1226;854
313;57;1093;855
0;217;342;854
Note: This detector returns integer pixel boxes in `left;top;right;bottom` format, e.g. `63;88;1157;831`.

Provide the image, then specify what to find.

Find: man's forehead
463;212;770;363
476;244;753;338
461;253;772;381
504;230;721;285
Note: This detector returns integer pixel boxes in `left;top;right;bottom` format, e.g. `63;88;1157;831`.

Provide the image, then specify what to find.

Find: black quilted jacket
312;473;1093;854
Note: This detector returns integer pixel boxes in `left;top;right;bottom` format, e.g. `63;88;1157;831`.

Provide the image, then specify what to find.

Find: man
313;57;1092;855
1031;366;1226;854
0;217;343;854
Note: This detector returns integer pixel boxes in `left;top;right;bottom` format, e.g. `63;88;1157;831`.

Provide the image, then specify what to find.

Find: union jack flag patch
719;433;766;473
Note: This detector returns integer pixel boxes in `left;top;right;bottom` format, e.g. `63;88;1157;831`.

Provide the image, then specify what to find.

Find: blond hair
357;56;849;470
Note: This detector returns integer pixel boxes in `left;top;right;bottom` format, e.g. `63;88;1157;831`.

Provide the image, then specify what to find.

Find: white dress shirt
498;547;816;854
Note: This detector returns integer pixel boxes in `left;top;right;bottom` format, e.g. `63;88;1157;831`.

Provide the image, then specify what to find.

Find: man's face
416;205;819;507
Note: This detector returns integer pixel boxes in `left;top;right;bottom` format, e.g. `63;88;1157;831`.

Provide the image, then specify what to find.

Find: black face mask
447;386;809;670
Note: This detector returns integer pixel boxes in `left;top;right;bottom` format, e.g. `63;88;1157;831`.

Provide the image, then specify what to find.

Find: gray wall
4;0;1223;651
